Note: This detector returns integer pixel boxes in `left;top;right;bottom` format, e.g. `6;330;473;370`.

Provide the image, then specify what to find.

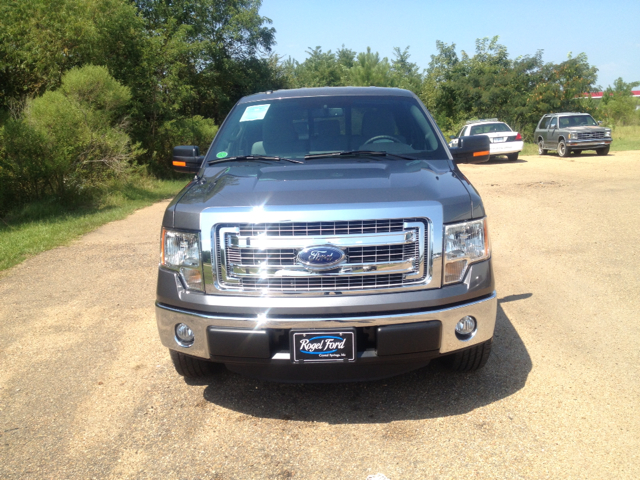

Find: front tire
441;339;492;372
507;152;519;161
538;140;547;155
597;146;610;156
558;140;570;157
169;349;222;378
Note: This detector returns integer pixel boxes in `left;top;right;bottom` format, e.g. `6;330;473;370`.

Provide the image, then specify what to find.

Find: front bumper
567;138;612;148
156;291;497;375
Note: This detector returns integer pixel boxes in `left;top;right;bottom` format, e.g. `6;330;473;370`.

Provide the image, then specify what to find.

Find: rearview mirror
449;135;490;163
172;146;204;174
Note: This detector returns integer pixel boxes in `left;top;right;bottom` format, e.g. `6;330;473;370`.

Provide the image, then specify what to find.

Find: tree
286;47;344;88
421;37;599;140
391;47;422;94
1;0;286;175
599;77;640;125
346;47;395;87
0;0;146;108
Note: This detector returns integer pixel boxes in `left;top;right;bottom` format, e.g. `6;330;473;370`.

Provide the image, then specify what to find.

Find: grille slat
577;132;605;140
229;245;407;267
238;219;405;237
240;274;405;291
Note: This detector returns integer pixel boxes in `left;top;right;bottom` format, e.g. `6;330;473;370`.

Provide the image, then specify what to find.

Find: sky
260;0;640;90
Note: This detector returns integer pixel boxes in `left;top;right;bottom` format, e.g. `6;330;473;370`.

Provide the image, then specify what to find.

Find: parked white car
449;119;523;161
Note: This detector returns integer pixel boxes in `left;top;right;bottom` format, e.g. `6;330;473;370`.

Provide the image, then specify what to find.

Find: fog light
455;315;477;341
175;323;194;347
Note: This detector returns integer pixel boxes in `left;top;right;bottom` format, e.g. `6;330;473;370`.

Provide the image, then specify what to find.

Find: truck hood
170;159;476;226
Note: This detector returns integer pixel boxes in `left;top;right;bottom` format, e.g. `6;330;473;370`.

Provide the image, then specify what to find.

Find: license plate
291;330;356;363
492;137;505;143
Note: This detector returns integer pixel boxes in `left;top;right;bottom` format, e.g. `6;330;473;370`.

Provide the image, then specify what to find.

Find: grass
0;177;188;273
610;125;640;151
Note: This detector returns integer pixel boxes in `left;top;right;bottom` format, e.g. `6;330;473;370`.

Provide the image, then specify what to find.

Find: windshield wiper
304;150;416;160
208;155;304;165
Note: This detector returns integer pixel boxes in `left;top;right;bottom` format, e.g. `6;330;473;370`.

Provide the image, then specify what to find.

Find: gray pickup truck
156;87;496;382
535;112;612;157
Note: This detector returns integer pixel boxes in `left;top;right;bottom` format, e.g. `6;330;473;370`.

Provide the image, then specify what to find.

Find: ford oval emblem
297;245;346;271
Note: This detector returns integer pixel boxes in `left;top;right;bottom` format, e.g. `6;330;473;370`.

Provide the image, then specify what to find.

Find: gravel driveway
1;151;639;479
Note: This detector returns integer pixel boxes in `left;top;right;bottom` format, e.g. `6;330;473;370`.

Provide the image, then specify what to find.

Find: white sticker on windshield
240;104;270;122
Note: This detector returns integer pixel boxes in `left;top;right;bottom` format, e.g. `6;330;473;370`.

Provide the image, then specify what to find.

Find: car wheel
507;152;519;161
597;146;610;156
169;349;223;378
538;140;547;155
558;140;570;157
441;339;492;372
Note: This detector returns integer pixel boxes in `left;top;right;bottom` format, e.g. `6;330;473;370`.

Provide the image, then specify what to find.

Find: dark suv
535;112;612;157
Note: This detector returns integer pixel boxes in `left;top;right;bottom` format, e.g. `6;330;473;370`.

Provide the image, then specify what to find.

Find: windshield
469;123;512;135
559;115;598;127
207;95;448;161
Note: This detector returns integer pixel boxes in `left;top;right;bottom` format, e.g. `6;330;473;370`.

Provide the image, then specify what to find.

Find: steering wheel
362;135;402;145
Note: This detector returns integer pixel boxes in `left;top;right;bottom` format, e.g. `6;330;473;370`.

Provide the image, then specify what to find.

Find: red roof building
583;90;640;99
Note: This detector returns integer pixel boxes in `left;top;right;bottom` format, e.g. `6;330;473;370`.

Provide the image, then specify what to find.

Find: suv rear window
538;116;551;129
469;123;512;135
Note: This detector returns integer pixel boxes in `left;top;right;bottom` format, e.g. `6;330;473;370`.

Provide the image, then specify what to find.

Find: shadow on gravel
477;158;527;165
197;295;532;423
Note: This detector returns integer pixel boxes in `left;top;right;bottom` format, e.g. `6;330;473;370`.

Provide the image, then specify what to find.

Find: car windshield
207;95;448;162
559;115;598;128
469;123;512;135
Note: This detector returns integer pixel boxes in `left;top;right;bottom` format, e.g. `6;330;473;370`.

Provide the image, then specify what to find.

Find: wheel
538;139;547;155
507;152;519;161
362;135;402;145
441;339;492;372
597;146;610;156
169;349;222;378
557;140;570;157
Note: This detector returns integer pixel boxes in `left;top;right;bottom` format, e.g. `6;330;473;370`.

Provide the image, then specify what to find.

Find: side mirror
449;135;490;163
172;146;204;174
598;120;603;125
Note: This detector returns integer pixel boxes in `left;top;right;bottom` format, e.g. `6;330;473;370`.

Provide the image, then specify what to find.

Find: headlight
443;218;491;285
605;130;611;137
161;228;204;291
569;133;577;139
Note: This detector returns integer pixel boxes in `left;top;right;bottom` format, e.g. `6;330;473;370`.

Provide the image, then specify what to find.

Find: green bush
0;65;141;213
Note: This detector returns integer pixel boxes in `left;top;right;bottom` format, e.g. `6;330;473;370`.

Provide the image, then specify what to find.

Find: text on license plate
291;330;356;363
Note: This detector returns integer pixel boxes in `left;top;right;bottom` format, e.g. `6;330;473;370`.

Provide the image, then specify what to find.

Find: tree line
1;0;638;214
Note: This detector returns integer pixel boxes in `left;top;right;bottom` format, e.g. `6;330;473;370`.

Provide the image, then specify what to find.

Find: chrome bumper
156;291;497;360
567;139;612;147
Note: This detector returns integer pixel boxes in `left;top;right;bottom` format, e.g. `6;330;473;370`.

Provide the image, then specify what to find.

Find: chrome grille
577;132;605;140
215;219;428;293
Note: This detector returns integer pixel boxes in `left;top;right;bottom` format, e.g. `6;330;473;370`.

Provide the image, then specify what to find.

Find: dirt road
1;151;639;479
